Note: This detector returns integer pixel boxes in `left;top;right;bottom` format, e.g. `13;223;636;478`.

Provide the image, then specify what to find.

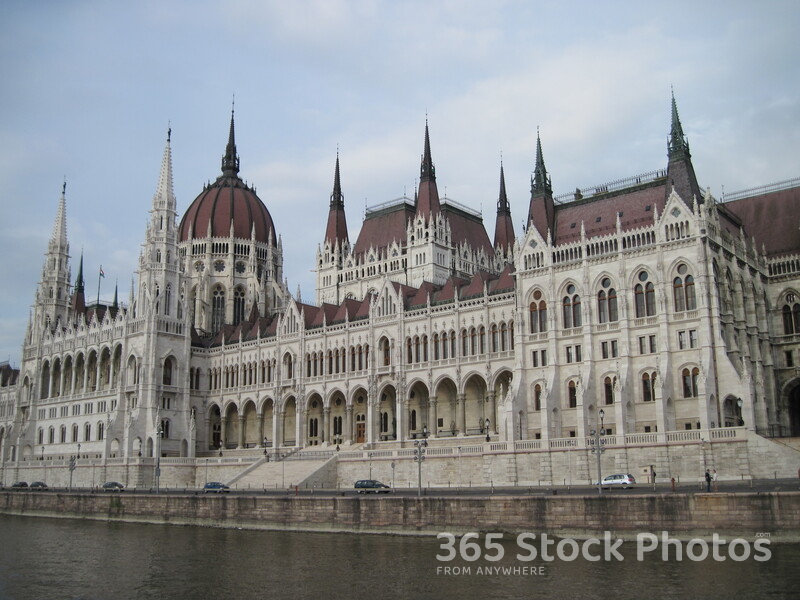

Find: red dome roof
178;110;277;246
179;175;277;245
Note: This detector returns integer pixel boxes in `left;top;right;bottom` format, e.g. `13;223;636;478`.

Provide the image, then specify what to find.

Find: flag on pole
99;266;105;278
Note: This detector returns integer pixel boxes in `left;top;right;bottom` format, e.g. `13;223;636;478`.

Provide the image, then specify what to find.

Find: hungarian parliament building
1;95;799;476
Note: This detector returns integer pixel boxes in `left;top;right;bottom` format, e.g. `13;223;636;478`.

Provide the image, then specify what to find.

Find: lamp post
263;436;268;459
485;418;490;443
205;458;209;485
414;425;428;497
391;461;396;490
155;426;163;494
591;409;606;495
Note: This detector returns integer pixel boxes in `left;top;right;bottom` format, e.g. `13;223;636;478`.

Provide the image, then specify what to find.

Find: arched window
682;367;700;398
597;278;617;324
479;327;486;353
84;423;91;442
635;272;656;317
604;377;614;405
673;264;697;312
98;421;105;441
60;425;67;443
433;334;440;360
783;297;800;334
211;285;225;332
567;380;577;408
529;290;547;333
562;284;581;328
534;384;542;411
642;372;656;402
162;357;173;386
598;290;608;324
164;284;172;316
233;287;246;325
72;424;79;442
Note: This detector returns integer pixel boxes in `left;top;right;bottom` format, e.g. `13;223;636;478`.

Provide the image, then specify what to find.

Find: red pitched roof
723;184;800;257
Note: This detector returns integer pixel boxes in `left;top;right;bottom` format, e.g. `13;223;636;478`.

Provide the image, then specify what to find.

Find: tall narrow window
211;285;225;332
568;381;577;408
233;287;246;325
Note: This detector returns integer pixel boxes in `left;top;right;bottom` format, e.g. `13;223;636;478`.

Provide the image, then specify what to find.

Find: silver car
597;473;636;489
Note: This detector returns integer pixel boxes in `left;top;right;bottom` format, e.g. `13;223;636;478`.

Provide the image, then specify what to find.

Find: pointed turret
493;162;516;251
416;120;442;217
666;91;702;205
221;107;240;177
32;182;73;334
154;127;176;210
526;130;555;240
51;181;69;250
324;153;349;247
71;252;86;316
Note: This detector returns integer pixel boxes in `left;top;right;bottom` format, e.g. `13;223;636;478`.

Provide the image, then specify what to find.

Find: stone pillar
257;410;264;446
237;414;245;448
457;393;466;436
220;416;228;450
487;391;497;434
275;411;283;448
428;397;438;438
322;406;330;444
345;405;353;443
297;408;306;448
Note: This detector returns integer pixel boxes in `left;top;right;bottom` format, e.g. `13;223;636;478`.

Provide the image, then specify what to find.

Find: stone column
275;410;283;448
257;410;264;446
457;393;466;435
322;406;330;444
428;397;438;438
237;414;246;448
487;391;497;434
220;416;228;450
345;405;353;443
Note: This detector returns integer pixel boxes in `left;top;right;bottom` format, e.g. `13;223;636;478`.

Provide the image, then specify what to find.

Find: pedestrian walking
705;469;712;492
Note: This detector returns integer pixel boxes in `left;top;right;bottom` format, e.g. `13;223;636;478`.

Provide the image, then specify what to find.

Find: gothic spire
420;119;436;182
531;129;552;197
221;105;240;177
154;126;176;208
494;161;516;251
324;152;349;246
527;129;555;240
668;89;690;160
416;120;441;217
50;180;68;249
665;91;702;205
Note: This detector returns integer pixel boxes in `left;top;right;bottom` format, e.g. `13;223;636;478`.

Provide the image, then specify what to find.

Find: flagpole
97;265;102;306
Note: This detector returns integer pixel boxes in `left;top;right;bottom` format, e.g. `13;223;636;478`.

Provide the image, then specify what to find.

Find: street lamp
484;418;490;443
155;426;163;493
591;409;606;495
263;436;268;459
414;425;429;497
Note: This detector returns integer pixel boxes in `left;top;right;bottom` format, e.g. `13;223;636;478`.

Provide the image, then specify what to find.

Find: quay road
7;478;799;497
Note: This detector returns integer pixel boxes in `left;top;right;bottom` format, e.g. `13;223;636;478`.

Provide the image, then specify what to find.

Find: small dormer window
570;223;576;229
645;205;652;211
595;217;601;223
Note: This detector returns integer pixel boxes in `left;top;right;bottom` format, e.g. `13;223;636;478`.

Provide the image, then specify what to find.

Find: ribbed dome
179;175;277;245
178;110;277;246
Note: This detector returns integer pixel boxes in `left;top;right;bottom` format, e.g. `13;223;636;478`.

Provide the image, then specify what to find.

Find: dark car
354;479;391;494
10;481;28;489
102;481;124;492
29;481;48;490
203;481;230;493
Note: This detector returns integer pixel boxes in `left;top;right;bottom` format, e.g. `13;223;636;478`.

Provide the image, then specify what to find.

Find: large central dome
179;112;277;246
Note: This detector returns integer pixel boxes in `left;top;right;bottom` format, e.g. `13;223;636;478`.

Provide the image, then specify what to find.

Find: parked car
354;479;391;494
102;481;125;492
29;481;48;490
10;481;28;489
597;473;637;489
203;481;230;493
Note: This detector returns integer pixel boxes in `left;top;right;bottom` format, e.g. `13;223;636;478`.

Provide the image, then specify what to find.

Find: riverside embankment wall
2;491;798;541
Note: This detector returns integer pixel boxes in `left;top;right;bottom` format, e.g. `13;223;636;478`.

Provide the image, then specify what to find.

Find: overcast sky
1;0;798;366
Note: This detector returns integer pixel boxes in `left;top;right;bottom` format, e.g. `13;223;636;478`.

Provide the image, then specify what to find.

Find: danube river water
1;515;798;600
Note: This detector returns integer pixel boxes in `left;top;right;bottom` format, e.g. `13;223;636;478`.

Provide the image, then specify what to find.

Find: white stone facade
1;104;799;489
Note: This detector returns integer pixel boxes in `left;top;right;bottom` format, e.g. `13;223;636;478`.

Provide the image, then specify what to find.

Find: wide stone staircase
225;450;338;491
